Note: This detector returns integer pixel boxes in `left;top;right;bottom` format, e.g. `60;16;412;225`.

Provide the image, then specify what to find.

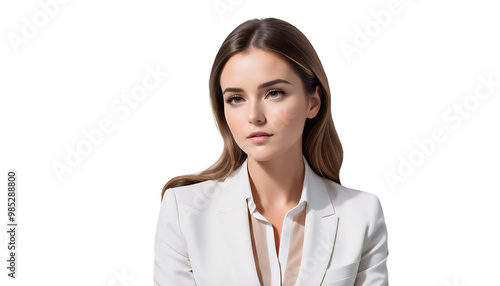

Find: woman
154;17;389;286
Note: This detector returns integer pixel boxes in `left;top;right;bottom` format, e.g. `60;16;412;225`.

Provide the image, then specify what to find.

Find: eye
267;89;286;99
225;95;244;106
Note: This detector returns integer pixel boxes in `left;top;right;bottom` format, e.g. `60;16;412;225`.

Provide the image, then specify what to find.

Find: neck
247;151;305;210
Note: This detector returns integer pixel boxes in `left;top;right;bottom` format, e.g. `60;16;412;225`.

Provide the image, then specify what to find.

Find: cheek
224;108;243;136
268;99;306;133
224;107;253;152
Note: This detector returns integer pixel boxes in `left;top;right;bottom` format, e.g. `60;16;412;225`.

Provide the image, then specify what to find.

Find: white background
1;0;499;285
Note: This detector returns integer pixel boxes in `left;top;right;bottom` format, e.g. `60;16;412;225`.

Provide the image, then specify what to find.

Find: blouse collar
240;155;311;215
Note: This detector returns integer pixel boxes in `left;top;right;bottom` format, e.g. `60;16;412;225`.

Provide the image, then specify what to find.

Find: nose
248;100;266;125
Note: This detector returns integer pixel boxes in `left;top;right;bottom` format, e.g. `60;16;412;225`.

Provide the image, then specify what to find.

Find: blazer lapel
213;160;261;285
211;157;339;286
296;160;339;286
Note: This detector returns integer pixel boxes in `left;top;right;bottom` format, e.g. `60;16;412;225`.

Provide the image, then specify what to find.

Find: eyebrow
222;79;292;95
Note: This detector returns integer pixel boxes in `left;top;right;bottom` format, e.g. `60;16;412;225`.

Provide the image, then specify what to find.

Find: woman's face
220;48;321;162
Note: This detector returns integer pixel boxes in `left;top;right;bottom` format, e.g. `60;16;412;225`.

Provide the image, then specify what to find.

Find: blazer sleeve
154;189;196;286
354;195;389;285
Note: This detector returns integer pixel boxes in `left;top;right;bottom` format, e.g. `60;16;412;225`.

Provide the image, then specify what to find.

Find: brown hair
161;17;343;200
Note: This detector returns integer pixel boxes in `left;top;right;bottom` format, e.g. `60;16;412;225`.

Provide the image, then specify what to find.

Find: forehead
220;48;298;88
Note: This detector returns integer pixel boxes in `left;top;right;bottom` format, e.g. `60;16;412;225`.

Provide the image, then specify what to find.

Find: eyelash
225;89;286;105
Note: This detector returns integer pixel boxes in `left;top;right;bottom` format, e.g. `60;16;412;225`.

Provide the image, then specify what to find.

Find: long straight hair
161;18;343;200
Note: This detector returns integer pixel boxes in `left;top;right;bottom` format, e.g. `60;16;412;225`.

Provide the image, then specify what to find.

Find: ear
307;85;321;119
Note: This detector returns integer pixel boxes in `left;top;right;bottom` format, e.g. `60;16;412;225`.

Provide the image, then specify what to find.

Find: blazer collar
216;154;336;218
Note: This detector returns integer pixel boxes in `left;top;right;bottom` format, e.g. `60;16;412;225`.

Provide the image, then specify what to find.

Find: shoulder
162;179;223;207
320;178;385;220
161;177;236;219
321;177;382;205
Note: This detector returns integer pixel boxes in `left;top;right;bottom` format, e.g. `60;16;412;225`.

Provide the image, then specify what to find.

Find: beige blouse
243;184;309;286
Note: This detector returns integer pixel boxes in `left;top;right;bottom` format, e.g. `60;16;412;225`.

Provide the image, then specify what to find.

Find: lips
248;132;272;144
247;131;272;138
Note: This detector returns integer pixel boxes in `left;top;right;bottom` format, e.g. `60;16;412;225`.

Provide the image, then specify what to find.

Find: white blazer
154;156;389;285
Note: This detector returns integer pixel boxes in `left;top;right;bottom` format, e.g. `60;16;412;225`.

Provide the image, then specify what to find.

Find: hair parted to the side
161;17;343;200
